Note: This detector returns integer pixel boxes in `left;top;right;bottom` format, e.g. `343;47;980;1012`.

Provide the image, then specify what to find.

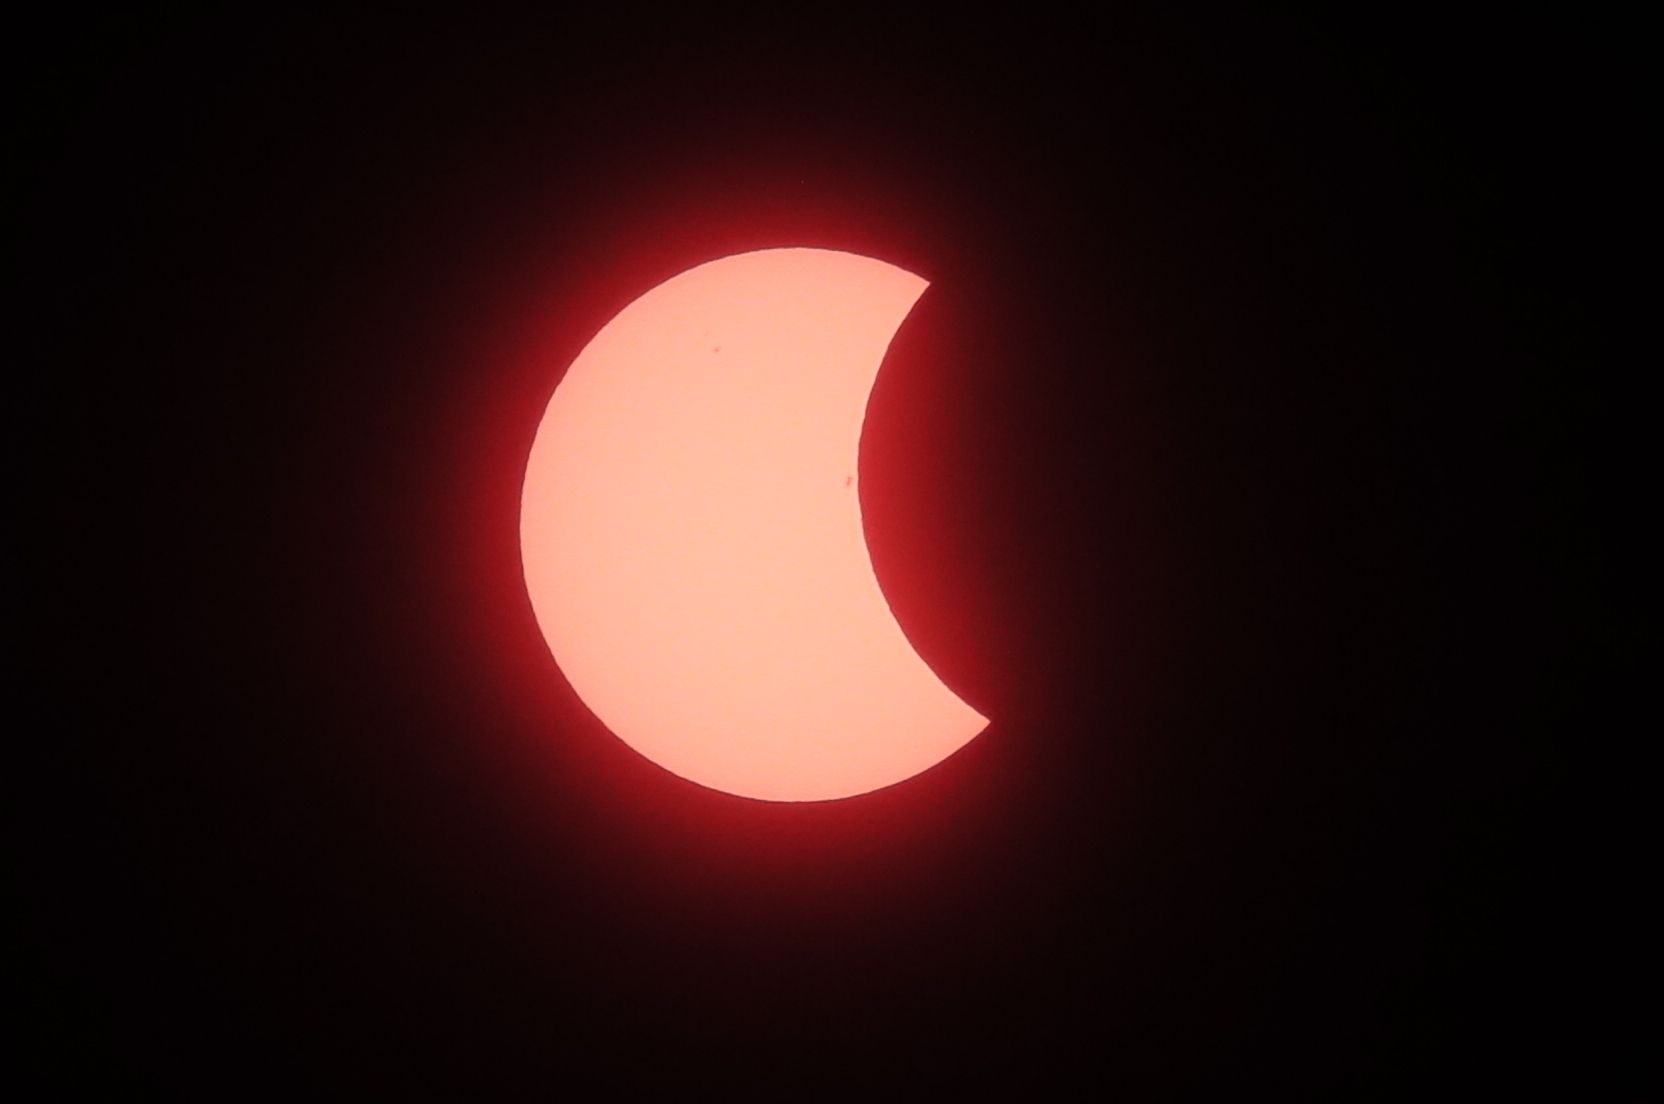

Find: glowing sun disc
520;248;987;801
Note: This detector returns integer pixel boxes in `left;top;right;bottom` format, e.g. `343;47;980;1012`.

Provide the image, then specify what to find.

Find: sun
520;248;987;801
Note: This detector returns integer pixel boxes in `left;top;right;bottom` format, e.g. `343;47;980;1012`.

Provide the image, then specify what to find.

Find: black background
20;9;1610;1096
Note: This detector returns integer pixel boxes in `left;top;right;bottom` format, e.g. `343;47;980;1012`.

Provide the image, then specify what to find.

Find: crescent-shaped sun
520;247;987;801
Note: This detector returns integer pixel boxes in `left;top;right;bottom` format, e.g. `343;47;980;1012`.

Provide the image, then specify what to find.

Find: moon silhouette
520;247;988;802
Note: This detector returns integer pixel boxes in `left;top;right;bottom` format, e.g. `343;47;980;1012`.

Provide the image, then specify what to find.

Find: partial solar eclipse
520;248;987;801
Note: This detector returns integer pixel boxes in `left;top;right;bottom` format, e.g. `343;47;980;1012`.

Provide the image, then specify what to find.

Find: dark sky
19;9;1612;1096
